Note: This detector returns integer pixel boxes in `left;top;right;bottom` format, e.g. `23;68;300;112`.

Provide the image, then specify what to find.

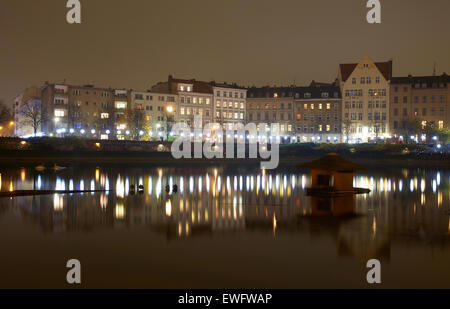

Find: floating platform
306;187;371;197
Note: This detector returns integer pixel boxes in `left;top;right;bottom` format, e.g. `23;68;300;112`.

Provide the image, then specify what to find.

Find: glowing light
165;200;172;217
53;194;64;211
115;203;125;219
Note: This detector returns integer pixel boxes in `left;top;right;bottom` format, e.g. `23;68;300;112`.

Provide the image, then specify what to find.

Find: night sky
1;0;449;106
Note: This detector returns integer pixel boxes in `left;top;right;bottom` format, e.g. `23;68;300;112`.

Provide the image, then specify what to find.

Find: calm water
0;165;449;288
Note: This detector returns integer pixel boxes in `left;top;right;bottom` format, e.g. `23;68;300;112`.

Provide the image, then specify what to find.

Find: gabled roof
339;60;393;82
297;153;366;172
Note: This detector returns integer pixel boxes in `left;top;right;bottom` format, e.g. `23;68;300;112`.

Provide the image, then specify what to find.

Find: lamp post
165;105;174;141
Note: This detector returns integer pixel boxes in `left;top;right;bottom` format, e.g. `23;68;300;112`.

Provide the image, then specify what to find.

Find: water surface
0;165;449;288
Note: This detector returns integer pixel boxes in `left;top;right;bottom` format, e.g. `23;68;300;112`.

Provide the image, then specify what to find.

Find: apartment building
390;74;449;137
338;55;393;142
41;82;115;138
152;75;213;128
210;82;247;131
294;81;342;142
130;90;178;139
246;87;295;141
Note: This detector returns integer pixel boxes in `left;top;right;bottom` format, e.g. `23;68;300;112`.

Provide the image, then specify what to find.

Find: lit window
54;109;65;117
101;113;109;119
115;102;127;109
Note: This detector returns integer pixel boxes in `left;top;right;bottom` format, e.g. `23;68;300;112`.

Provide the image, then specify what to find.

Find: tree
0;101;11;125
399;119;421;144
342;118;353;143
20;99;43;136
125;109;150;140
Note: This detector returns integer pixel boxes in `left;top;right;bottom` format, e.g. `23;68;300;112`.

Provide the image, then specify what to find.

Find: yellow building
338;55;393;142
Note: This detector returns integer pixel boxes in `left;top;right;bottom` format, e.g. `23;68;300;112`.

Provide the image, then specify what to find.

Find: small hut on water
298;153;370;196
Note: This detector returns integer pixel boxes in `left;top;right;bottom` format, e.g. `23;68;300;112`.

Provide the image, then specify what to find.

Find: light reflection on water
0;166;450;288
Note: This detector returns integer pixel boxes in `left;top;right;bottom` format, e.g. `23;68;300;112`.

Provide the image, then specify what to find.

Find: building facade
246;87;295;141
338;55;392;142
152;76;213;128
41;83;115;138
390;74;449;138
13;86;42;137
293;82;342;142
130;90;178;139
210;83;247;131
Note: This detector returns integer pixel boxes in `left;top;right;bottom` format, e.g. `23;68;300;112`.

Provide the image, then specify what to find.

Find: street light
165;105;174;141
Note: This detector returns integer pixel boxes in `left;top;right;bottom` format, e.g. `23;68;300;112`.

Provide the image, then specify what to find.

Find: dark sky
1;0;449;106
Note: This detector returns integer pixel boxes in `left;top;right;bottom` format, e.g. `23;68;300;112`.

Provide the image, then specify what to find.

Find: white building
211;83;247;131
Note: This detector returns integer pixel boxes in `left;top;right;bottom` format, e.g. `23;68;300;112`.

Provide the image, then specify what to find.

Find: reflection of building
338;55;393;142
8;167;450;265
390;74;449;136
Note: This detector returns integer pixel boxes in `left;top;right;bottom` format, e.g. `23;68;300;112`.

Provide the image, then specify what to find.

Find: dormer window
321;92;329;98
304;93;311;99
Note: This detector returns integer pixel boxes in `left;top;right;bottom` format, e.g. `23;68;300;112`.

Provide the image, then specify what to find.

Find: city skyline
1;0;450;105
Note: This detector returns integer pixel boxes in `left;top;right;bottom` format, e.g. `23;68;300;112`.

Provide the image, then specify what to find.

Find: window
101;113;109;119
115;101;127;109
54;109;65;117
376;77;380;84
366;77;371;84
326;103;331;110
